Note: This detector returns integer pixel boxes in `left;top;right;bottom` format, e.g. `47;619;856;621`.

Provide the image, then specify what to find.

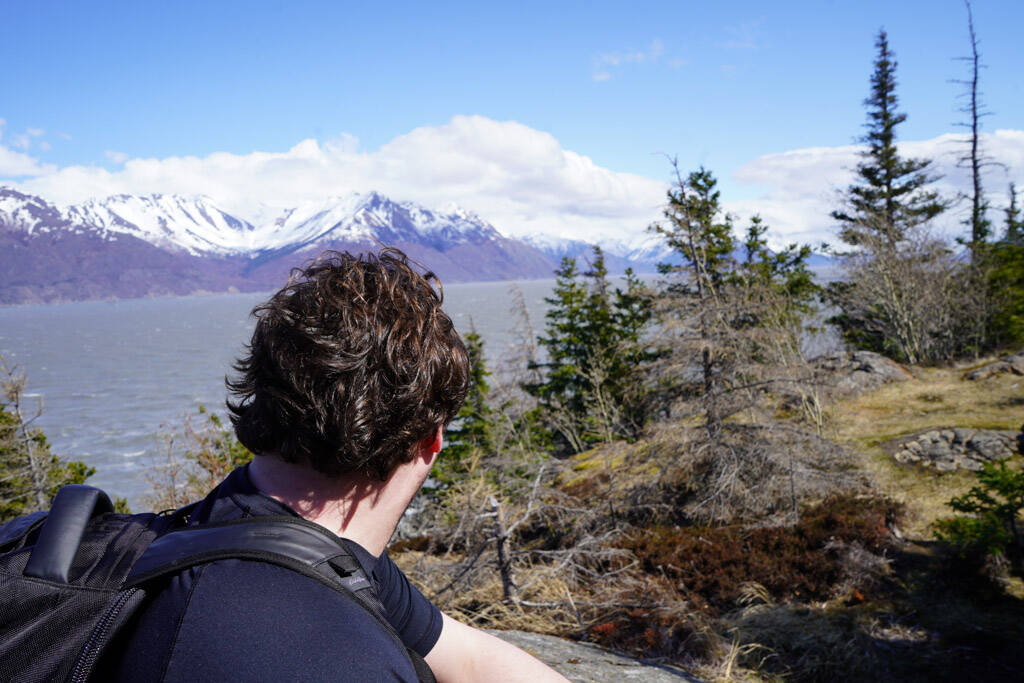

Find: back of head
228;248;470;481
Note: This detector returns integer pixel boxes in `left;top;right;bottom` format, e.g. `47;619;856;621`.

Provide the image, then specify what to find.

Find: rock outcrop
814;351;913;397
488;629;702;682
890;428;1020;471
963;351;1024;381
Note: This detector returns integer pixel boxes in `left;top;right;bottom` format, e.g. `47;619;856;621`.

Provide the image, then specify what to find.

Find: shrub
618;495;902;615
146;406;252;509
0;356;121;521
933;458;1024;570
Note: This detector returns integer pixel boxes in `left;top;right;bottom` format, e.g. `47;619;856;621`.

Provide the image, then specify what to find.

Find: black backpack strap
126;516;359;586
124;516;435;682
0;510;48;549
24;485;113;582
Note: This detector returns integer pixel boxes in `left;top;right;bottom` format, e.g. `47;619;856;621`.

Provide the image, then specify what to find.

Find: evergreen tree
986;183;1024;346
651;166;823;434
652;166;735;292
435;328;493;485
529;256;589;449
737;215;817;314
528;248;658;452
650;165;736;435
1005;183;1024;245
934;459;1024;570
832;30;947;246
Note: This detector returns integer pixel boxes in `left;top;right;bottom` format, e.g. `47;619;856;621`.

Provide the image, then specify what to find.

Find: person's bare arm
424;613;569;683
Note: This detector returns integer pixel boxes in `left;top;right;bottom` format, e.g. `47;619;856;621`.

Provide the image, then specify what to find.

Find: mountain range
0;187;675;305
0;187;833;305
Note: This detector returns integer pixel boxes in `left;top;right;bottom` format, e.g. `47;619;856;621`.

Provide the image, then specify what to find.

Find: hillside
390;356;1024;681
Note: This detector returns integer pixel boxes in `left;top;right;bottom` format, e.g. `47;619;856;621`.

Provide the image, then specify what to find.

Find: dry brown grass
835;363;1021;440
393;549;582;634
833;364;1023;537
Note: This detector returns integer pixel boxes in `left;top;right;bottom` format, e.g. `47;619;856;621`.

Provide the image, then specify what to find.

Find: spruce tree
1005;183;1023;245
528;248;657;451
530;256;589;449
988;183;1024;345
436;327;493;485
832;30;947;245
652;166;735;292
738;215;816;309
650;165;737;435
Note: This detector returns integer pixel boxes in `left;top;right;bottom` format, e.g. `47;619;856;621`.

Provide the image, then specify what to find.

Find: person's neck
247;455;409;556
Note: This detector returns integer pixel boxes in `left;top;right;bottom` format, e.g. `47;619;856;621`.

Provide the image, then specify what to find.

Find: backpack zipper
68;587;140;682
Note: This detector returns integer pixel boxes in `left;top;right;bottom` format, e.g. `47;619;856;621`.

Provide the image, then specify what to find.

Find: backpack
0;484;436;683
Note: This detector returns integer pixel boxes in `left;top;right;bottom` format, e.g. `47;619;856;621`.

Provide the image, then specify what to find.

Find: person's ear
418;425;443;463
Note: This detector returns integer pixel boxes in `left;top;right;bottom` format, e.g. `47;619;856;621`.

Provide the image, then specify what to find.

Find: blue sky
2;0;1022;245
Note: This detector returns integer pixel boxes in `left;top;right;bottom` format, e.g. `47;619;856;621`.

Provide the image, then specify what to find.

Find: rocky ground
888;427;1021;471
963;350;1024;381
489;630;702;682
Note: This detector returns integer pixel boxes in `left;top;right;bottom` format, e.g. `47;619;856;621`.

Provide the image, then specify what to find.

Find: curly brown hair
227;248;470;480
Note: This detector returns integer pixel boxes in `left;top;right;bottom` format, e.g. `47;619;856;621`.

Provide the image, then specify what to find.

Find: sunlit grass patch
835;364;1022;442
832;364;1022;537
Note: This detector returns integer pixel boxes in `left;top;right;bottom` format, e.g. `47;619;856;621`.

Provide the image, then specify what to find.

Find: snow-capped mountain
1;186;832;304
522;232;670;272
0;188;68;234
252;192;504;254
0;187;579;303
62;194;258;256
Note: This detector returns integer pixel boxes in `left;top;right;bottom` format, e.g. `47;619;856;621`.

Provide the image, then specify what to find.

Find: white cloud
719;21;763;50
0;120;56;176
11;115;668;243
592;38;669;81
728;130;1024;248
5;126;47;152
0;144;56;177
8;115;1021;250
104;150;129;164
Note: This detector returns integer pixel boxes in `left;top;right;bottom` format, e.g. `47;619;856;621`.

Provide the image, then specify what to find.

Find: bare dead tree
834;220;972;363
953;0;1002;250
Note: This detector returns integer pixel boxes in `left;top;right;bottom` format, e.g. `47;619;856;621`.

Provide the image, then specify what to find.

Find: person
103;248;568;682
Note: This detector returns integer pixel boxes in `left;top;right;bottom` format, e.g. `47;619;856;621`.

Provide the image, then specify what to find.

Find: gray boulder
488;629;702;682
964;350;1024;381
814;351;912;397
891;427;1019;471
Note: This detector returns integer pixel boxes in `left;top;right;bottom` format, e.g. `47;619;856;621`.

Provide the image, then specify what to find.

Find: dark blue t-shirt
105;466;443;682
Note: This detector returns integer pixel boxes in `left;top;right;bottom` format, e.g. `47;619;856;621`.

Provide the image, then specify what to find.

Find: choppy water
0;280;558;507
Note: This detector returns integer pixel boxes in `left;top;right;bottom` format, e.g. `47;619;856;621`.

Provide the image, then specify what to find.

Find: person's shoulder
110;558;420;682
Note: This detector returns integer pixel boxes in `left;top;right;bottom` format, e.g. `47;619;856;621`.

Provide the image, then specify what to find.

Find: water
0;280;559;507
0;271;837;508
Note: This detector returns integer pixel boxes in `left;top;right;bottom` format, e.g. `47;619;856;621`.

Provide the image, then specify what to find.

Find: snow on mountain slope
61;194;258;255
523;232;671;268
0;188;67;234
3;187;510;257
254;192;504;253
